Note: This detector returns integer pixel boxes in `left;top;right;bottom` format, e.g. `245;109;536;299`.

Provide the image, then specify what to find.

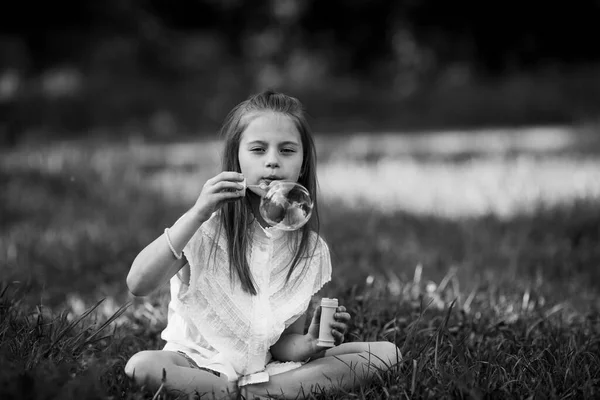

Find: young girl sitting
124;90;401;399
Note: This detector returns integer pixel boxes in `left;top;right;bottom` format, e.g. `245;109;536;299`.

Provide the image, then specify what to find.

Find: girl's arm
270;303;352;362
126;209;207;296
126;171;245;297
270;314;320;362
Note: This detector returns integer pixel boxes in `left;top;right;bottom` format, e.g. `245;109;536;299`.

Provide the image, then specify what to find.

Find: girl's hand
307;304;352;347
192;171;245;220
330;306;351;345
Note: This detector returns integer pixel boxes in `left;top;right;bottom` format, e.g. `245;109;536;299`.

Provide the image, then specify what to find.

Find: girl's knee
328;341;401;367
372;341;402;367
359;341;402;367
125;351;148;380
125;350;167;383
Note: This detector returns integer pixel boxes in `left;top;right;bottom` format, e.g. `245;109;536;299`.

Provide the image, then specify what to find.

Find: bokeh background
3;0;600;311
2;0;600;144
3;0;600;314
1;2;600;398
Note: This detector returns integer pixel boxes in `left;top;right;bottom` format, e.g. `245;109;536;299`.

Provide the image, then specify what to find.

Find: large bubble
259;181;313;231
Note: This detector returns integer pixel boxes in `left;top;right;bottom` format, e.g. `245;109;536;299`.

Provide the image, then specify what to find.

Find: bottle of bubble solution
317;298;339;347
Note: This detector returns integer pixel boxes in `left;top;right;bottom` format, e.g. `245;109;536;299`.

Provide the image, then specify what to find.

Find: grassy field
1;125;600;399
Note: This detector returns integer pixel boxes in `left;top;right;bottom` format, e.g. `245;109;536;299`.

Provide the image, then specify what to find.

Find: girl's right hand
192;171;245;221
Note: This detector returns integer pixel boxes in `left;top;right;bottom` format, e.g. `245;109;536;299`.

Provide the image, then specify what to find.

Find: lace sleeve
179;212;225;296
274;234;334;329
177;225;208;298
182;228;203;267
312;237;333;294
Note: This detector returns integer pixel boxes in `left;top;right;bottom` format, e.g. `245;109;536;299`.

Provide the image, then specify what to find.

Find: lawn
1;125;599;399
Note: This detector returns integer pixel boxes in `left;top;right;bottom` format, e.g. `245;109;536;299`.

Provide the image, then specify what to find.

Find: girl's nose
265;151;280;168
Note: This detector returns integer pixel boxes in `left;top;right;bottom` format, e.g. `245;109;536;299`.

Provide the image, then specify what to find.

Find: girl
125;90;401;399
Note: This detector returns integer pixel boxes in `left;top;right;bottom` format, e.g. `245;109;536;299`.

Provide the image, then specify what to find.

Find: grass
1;126;600;399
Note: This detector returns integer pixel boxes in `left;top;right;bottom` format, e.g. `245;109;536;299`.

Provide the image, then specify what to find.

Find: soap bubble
259;181;313;231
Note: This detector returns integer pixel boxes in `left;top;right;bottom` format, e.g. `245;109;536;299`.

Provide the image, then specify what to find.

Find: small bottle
317;298;338;347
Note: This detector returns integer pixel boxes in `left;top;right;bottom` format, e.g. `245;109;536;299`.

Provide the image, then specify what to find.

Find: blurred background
2;4;600;397
1;0;600;314
2;0;600;145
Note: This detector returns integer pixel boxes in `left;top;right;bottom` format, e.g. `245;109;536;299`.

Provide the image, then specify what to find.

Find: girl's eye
250;147;265;152
281;148;296;154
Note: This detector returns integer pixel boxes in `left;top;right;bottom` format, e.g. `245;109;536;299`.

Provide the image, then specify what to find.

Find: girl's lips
247;179;282;197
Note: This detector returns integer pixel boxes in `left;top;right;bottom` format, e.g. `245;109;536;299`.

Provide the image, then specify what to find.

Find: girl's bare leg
125;350;238;399
245;341;401;399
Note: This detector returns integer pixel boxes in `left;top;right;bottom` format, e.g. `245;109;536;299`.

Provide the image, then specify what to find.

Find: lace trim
174;212;332;376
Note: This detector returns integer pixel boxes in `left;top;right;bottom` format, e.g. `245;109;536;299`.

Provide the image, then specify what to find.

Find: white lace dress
160;212;332;386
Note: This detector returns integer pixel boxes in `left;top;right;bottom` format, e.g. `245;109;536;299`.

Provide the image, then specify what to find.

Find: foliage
1;132;600;398
2;1;600;145
3;0;600;75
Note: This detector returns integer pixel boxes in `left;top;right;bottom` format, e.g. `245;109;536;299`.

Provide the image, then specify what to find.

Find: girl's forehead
240;112;301;143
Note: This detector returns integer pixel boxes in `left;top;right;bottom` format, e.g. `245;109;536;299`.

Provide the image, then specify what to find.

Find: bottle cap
321;298;338;308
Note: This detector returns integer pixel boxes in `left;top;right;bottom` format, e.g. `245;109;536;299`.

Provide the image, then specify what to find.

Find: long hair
215;90;320;295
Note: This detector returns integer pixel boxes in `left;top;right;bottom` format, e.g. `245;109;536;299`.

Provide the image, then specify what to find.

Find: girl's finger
334;312;351;322
211;180;244;193
332;330;345;345
204;172;243;188
332;329;344;339
214;171;244;182
330;322;347;332
215;190;245;201
311;306;322;324
336;306;346;313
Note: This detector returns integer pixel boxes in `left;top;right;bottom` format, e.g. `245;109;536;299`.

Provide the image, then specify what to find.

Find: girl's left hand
308;304;351;346
331;306;351;345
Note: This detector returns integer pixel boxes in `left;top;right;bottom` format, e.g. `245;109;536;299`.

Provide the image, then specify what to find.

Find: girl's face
238;112;304;190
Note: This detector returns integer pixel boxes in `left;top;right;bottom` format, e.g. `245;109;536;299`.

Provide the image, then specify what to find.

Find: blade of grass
43;298;106;357
75;301;131;351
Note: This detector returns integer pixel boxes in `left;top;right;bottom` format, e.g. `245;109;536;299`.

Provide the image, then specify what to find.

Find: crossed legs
244;341;402;399
124;350;237;399
125;341;401;400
